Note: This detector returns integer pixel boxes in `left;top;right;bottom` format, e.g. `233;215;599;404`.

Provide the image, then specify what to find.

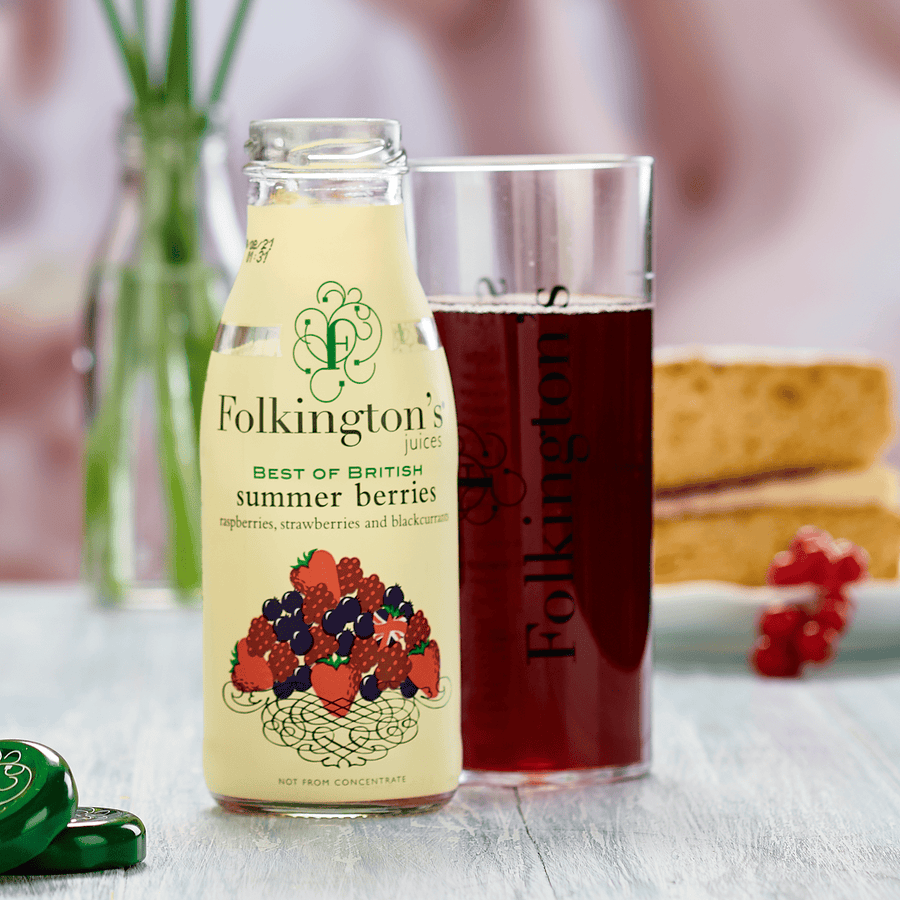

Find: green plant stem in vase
85;0;254;605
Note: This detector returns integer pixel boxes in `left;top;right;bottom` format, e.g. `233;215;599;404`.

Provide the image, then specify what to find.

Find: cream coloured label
201;203;461;805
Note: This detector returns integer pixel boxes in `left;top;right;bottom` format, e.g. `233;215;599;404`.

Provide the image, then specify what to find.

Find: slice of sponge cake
653;347;900;585
654;346;894;491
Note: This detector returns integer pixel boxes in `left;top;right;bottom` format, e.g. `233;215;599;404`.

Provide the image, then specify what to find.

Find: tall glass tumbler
408;156;653;783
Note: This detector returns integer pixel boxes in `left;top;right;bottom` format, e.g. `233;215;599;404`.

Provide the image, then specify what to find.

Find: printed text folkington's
525;330;590;662
217;392;445;448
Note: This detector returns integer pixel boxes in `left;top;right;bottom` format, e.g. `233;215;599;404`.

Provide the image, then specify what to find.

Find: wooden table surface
3;583;900;899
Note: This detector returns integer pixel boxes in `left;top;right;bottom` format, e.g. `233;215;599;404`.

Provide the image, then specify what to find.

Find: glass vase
80;108;243;606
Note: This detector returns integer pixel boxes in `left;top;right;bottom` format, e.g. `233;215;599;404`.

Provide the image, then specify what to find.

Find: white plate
652;580;900;659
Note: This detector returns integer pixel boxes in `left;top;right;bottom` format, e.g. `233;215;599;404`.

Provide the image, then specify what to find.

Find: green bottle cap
13;807;147;874
0;740;78;874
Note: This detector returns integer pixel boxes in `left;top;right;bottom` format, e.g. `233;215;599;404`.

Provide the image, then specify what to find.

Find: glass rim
248;116;401;130
409;154;653;173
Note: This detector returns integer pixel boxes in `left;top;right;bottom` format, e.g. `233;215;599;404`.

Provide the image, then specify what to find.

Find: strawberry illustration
290;549;341;600
310;659;358;717
231;638;274;693
408;640;440;698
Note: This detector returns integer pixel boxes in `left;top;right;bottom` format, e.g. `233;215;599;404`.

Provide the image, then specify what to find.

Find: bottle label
201;204;461;804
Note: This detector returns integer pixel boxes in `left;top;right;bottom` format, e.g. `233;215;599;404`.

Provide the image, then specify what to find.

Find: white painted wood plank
3;586;900;898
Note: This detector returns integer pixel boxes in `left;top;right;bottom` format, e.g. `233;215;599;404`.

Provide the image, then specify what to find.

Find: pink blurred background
4;0;900;580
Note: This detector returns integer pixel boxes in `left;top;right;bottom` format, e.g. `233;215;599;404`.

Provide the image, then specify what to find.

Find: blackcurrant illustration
289;666;312;692
360;674;381;701
273;680;295;699
280;591;304;616
289;624;313;656
354;612;375;638
322;608;344;636
274;615;296;642
337;630;355;657
262;597;282;622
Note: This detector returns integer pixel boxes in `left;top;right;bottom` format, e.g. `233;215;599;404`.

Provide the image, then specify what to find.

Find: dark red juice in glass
434;305;652;774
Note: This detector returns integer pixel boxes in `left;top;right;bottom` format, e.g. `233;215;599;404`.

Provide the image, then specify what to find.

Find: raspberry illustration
268;641;299;682
307;626;339;663
357;573;386;613
376;642;412;689
231;639;275;692
337;556;364;595
303;582;336;627
246;615;277;657
406;610;431;648
349;635;380;674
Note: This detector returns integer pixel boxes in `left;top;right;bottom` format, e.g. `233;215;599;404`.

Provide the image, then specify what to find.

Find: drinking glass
408;156;653;784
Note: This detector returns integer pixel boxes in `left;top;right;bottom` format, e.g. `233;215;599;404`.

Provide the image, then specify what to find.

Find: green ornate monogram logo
0;749;33;812
293;281;382;402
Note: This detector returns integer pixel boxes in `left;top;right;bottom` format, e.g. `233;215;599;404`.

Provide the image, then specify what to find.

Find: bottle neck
247;171;405;207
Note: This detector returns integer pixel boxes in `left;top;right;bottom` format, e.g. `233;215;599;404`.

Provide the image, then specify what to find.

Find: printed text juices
201;120;461;815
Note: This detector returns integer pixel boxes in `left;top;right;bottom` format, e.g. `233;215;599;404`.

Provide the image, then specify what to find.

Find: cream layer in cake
655;465;899;518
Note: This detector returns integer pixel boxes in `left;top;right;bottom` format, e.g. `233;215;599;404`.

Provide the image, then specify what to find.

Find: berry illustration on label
223;549;451;767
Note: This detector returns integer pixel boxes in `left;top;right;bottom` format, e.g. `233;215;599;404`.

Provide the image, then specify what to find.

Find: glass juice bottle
200;119;461;815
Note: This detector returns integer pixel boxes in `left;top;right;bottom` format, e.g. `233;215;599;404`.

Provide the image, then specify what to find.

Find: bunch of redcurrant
750;526;868;677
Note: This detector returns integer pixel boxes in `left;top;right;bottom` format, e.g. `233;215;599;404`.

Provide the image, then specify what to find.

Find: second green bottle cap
13;806;147;874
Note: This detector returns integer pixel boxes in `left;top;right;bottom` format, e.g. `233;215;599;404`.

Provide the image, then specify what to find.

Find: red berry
802;548;834;587
766;550;812;586
753;528;864;676
788;527;836;586
750;635;801;678
794;620;837;664
812;594;853;634
822;543;868;592
789;526;833;557
759;604;806;639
